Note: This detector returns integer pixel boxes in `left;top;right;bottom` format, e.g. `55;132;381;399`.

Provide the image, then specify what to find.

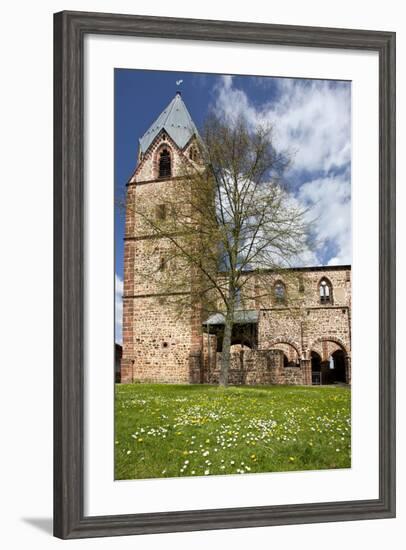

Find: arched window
274;281;286;304
159;148;171;178
319;278;333;304
189;147;198;162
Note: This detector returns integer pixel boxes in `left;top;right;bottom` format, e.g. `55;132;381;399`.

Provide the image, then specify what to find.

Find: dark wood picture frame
54;10;396;539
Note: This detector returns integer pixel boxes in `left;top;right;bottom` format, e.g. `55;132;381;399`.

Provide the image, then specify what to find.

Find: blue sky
115;69;351;343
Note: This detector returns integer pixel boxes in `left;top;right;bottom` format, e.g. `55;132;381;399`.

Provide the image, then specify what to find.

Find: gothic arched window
319;278;333;304
159;148;171;178
189;147;198;162
274;281;286;304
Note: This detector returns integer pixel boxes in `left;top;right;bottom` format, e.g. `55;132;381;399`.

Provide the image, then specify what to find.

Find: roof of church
139;92;199;153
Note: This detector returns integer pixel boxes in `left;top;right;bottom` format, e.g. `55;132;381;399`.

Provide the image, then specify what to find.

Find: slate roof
139;92;199;154
203;310;259;326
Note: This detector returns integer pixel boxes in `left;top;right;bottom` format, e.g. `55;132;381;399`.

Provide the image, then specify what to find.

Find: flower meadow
114;384;351;480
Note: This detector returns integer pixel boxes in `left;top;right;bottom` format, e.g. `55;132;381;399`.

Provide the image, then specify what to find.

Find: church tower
121;92;203;383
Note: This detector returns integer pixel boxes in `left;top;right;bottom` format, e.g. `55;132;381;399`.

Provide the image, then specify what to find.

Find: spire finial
175;79;183;95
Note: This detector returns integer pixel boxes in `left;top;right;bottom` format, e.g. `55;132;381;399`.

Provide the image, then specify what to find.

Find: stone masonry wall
126;295;193;383
208;350;281;385
206;349;303;385
258;306;350;358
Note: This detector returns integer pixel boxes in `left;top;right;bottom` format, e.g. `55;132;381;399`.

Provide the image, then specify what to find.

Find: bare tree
121;114;313;386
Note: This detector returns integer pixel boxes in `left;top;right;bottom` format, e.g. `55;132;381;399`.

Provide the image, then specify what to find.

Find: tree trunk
219;311;233;387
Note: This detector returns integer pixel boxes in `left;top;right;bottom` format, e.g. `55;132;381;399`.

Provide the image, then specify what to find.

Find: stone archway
268;338;301;362
269;342;300;367
310;336;347;359
309;337;350;385
267;340;303;385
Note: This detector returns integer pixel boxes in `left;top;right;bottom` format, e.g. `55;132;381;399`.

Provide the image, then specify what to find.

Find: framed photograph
54;10;396;539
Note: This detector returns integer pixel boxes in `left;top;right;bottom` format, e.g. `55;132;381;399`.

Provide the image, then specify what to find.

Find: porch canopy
202;310;259;350
203;309;259;326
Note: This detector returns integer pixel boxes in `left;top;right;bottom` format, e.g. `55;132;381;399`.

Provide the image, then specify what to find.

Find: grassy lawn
115;384;351;480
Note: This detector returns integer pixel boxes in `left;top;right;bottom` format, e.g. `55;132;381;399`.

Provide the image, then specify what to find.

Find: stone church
121;92;351;386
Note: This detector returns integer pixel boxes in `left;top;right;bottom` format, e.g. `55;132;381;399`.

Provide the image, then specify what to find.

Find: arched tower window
159;148;171;178
189;147;198;162
274;281;286;304
319;278;333;304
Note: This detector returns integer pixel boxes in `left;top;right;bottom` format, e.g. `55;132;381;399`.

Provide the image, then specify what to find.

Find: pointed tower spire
139;93;199;154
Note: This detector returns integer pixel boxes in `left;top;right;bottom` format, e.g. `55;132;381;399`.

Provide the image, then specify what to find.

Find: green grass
115;384;351;480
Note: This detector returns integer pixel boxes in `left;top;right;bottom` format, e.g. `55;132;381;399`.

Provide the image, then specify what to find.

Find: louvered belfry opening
159;148;171;178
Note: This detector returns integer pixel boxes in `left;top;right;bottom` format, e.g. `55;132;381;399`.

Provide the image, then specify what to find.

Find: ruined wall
258;307;350;357
202;346;304;386
258;309;302;353
256;267;351;359
304;308;351;357
209;349;282;385
253;268;351;309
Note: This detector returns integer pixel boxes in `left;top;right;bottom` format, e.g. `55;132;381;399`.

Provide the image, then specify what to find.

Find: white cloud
115;273;123;344
213;76;351;175
211;76;351;266
298;174;351;265
269;79;351;174
213;75;260;130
